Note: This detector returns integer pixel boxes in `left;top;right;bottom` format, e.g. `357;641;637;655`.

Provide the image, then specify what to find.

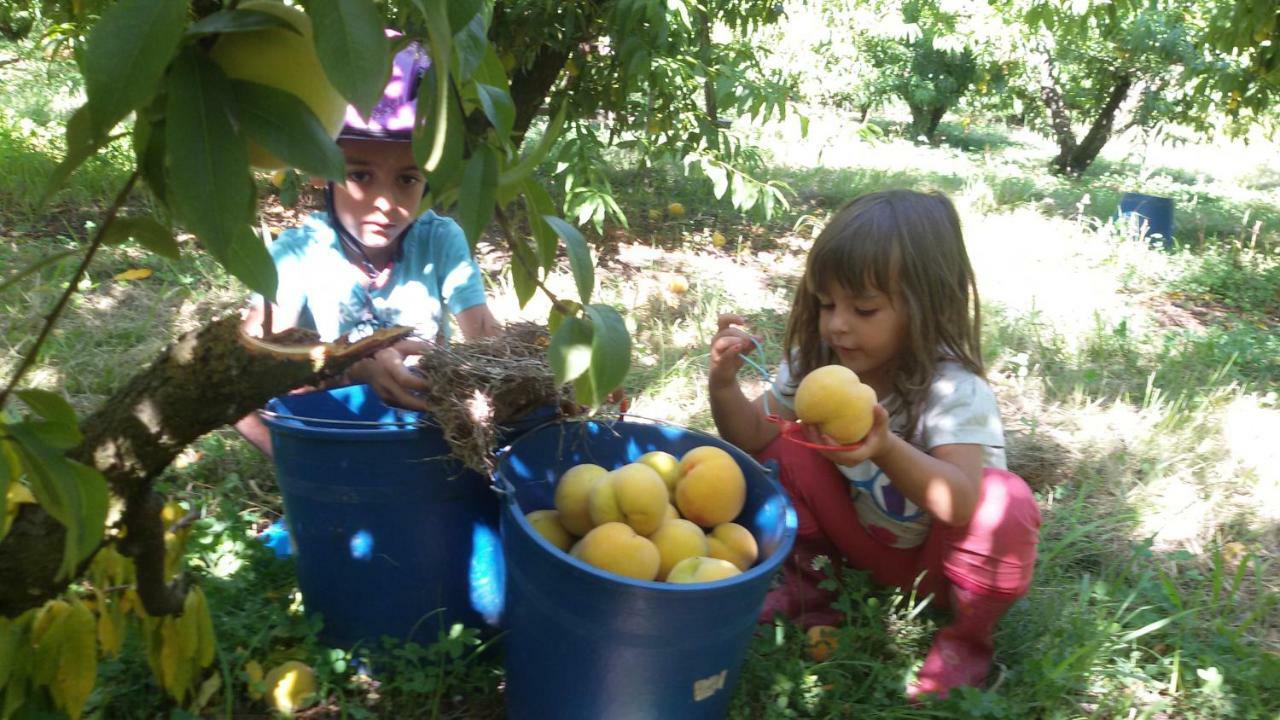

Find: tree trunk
0;316;411;616
1036;48;1078;175
926;106;945;142
496;3;605;147
1062;74;1133;176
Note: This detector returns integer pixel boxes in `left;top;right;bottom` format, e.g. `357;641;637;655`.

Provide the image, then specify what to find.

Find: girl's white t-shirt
769;359;1007;549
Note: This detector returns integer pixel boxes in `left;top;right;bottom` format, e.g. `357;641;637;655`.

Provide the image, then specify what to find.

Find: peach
525;509;573;551
554;463;608;536
648;519;710;580
588;463;669;536
666;556;742;584
794;364;877;444
571;522;660;581
706;522;759;572
675;446;745;528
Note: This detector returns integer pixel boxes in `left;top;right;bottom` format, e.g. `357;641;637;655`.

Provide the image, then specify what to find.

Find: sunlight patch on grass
1221;395;1280;524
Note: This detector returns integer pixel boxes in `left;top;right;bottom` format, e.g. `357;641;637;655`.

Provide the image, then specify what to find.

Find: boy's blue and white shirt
264;211;487;343
770;359;1007;549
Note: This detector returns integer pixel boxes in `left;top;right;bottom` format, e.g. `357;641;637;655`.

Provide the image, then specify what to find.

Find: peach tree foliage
978;0;1274;176
0;1;797;708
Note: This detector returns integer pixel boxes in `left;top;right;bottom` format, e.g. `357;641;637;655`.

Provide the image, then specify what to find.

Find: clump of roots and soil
413;322;573;472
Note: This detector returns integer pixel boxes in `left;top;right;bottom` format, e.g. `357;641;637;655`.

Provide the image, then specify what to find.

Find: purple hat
338;38;430;142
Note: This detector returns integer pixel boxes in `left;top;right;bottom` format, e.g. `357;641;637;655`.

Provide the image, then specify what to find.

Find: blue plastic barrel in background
261;384;552;648
496;418;797;720
1118;192;1175;249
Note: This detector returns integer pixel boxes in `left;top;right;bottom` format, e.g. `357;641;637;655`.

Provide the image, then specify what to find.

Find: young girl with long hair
709;189;1041;701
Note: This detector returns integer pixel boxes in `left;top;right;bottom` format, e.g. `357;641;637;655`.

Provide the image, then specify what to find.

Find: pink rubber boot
907;585;1017;701
758;535;844;629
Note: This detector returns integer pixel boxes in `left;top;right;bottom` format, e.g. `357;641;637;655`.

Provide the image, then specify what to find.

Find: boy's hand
709;314;758;390
806;403;895;467
347;340;432;411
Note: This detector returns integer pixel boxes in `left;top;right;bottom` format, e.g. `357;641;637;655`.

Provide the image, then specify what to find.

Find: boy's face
330;139;425;250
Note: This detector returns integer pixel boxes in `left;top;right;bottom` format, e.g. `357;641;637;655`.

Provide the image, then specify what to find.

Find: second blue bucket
496;418;797;720
1118;191;1175;249
262;384;552;648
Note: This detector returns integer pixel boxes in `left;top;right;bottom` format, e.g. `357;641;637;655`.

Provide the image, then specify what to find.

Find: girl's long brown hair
783;189;983;442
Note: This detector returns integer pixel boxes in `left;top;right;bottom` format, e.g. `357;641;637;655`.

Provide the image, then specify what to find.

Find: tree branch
0;318;413;616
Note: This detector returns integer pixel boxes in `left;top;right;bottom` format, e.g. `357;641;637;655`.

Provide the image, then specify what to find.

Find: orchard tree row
765;0;1277;175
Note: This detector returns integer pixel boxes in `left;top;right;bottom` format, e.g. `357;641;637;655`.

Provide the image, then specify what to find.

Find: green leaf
453;11;488;81
499;101;567;189
38;105;103;209
548;315;593;385
583;304;631;406
522;180;558;268
457;145;499;247
417;68;466;195
134;113;169;209
229;80;346;181
475;83;516;139
81;0;187;140
184;8;301;38
15;389;77;429
103;216;179;260
165;49;276;300
543;215;593;305
224;224;279;302
0;615;16;688
8;426;73;575
473;45;509;88
65;460;108;567
309;0;391;118
419;0;453;172
0;440;14;538
509;237;538;307
446;0;486;34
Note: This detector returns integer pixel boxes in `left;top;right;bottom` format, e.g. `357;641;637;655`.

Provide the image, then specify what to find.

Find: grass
2;35;1279;720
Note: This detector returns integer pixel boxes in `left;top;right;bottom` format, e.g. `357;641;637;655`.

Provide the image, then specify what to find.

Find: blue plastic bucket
261;384;553;648
495;418;797;720
1118;192;1175;249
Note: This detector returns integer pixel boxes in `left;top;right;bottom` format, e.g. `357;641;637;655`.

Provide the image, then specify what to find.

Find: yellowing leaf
160;617;194;701
185;587;216;668
97;603;123;659
51;601;97;720
244;659;264;700
113;268;153;281
32;600;70;685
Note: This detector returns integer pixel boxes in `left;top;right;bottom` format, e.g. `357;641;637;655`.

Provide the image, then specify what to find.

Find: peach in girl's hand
794;365;877;445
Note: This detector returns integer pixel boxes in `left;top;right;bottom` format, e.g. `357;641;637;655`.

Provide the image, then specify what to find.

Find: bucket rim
493;416;797;593
259;384;442;437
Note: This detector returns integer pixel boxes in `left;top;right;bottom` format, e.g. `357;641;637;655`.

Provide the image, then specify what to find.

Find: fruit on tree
705;522;758;572
571;522;661;581
554;463;608;536
793;364;877;444
588;462;669;536
525;509;573;551
209;0;347;169
648;518;709;580
675;445;745;527
666;556;741;584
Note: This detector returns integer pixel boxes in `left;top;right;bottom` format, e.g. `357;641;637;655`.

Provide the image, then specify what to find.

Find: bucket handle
256;407;434;428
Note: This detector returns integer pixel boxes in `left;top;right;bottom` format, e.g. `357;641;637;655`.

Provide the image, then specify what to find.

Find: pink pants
757;436;1041;605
